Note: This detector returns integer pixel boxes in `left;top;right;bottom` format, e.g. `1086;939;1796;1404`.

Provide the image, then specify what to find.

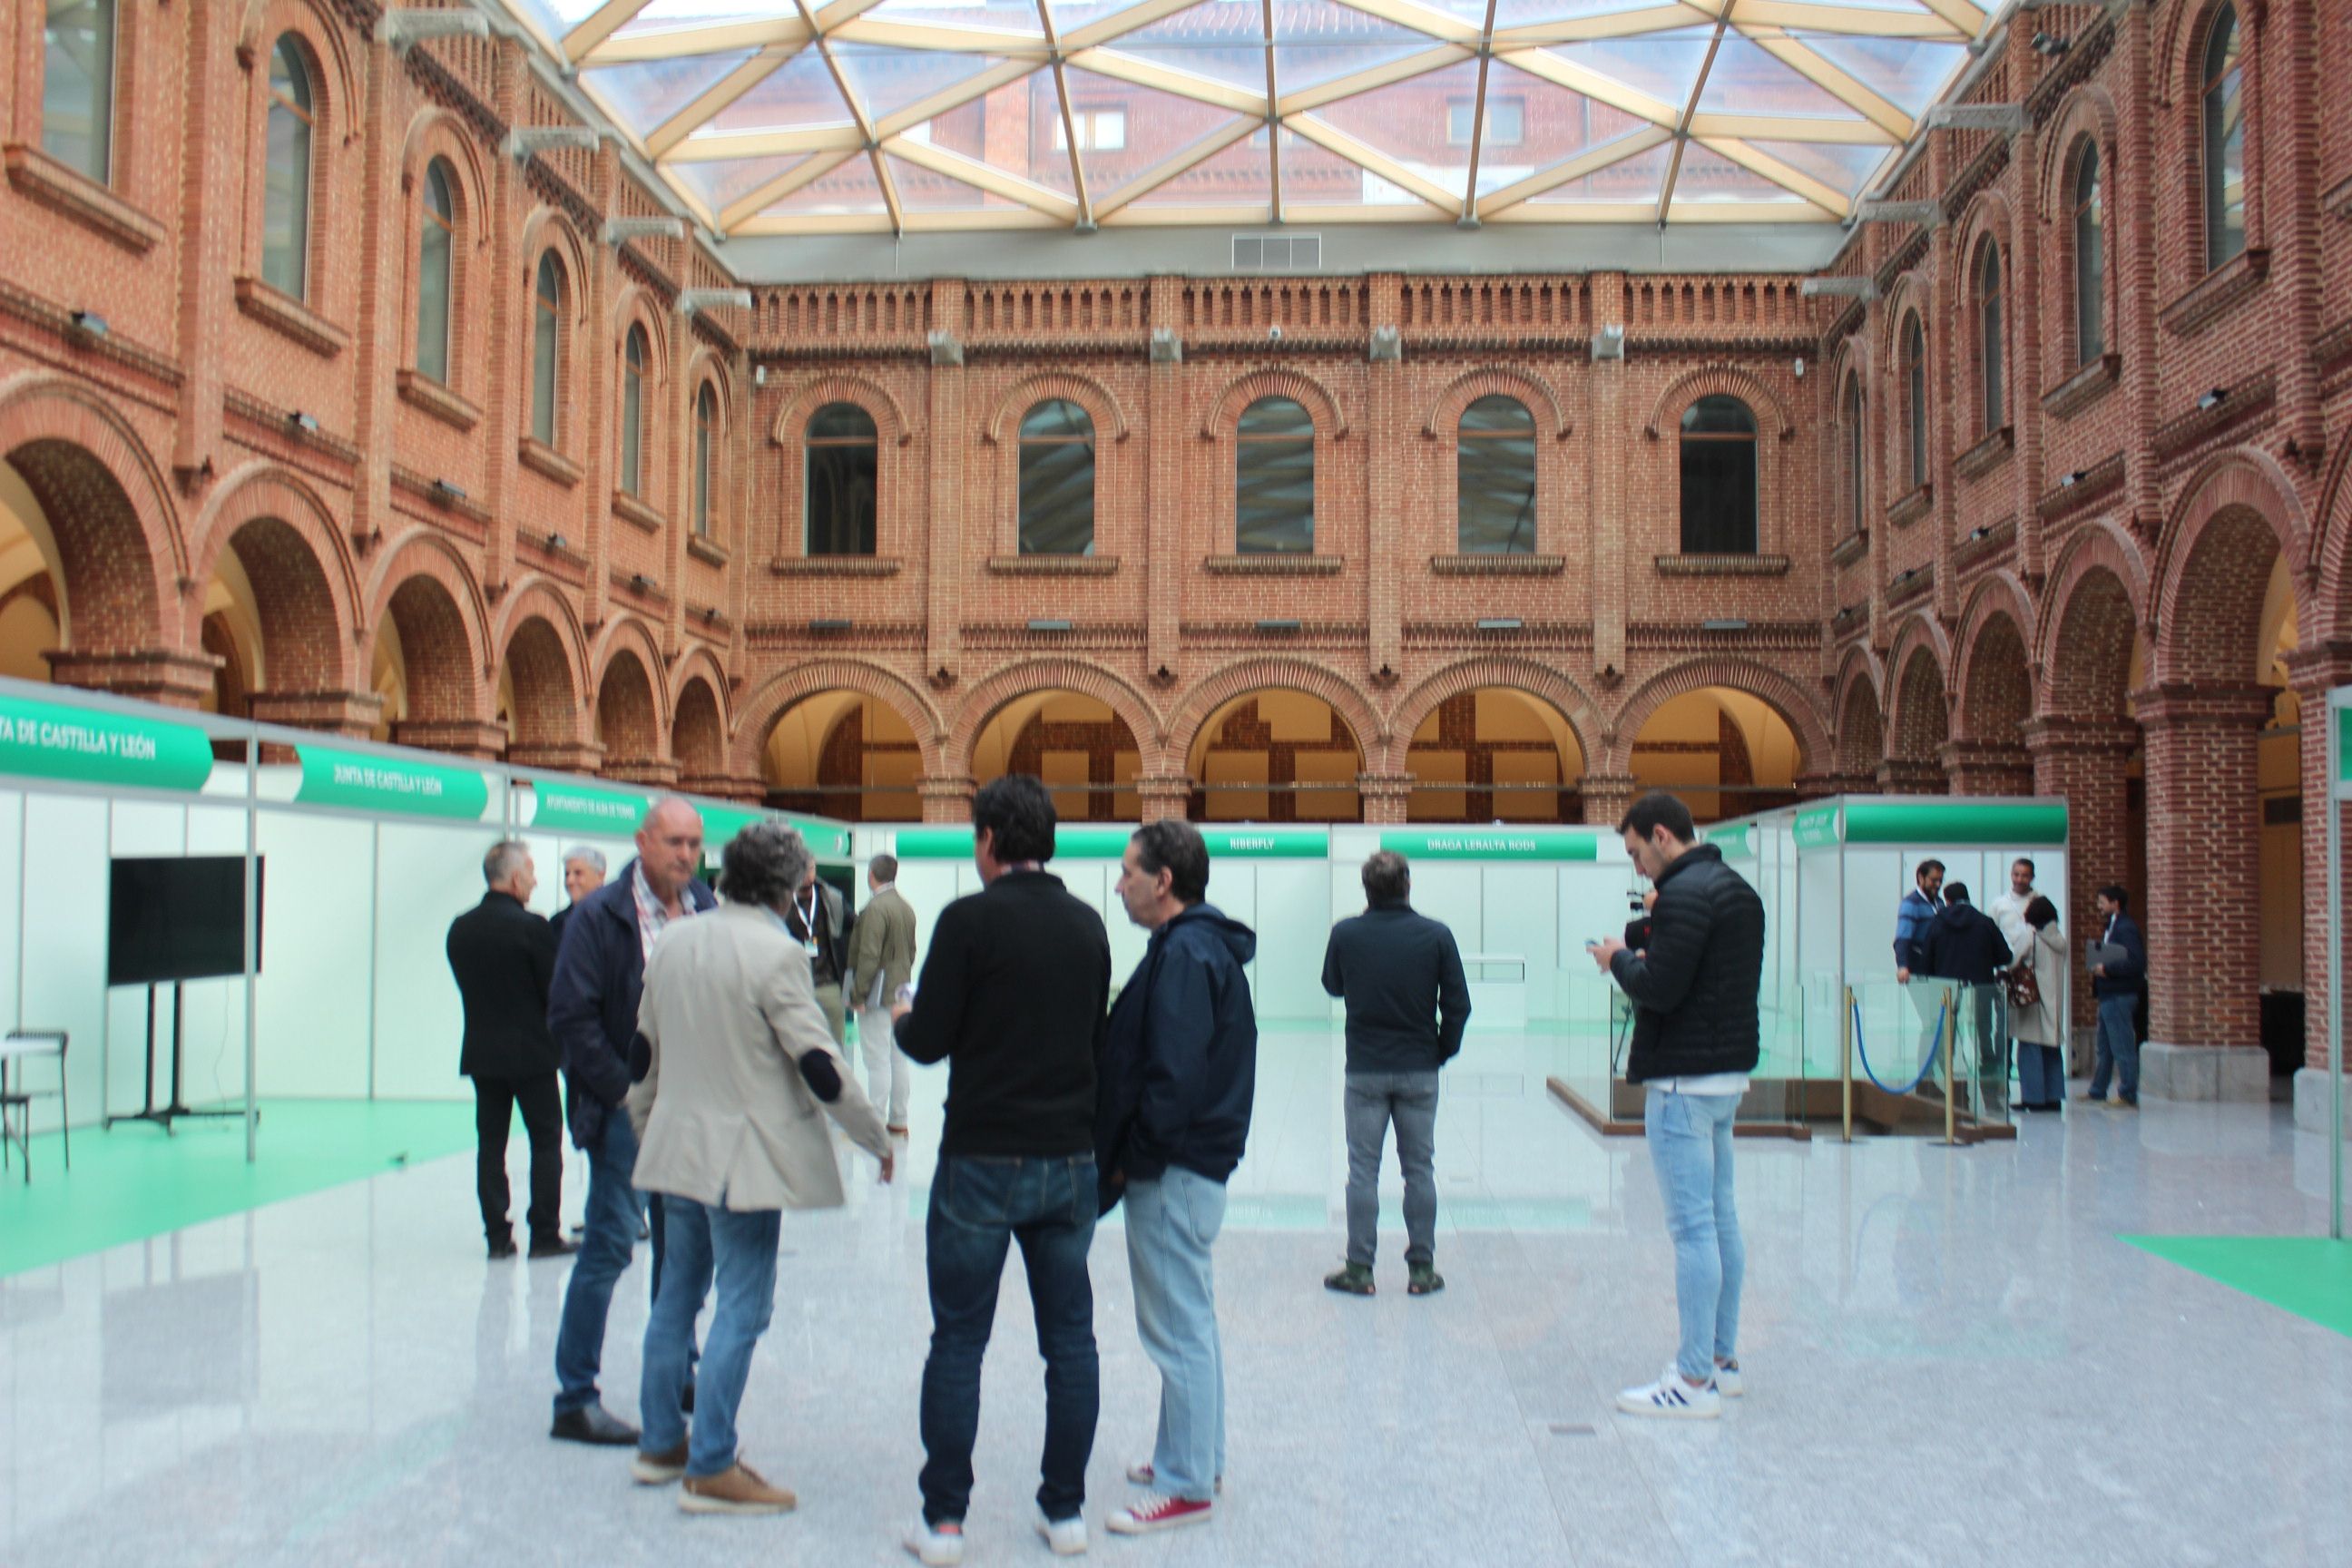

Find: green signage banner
1703;822;1755;858
1841;800;2068;847
531;782;649;836
0;693;212;792
891;825;1130;860
700;805;764;851
294;745;488;819
2337;705;2352;789
779;811;852;860
1199;827;1328;858
1792;807;1840;849
1378;828;1597;861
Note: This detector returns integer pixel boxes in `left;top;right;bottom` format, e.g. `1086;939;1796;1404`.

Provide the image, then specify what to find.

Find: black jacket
1319;901;1472;1073
446;891;559;1080
894;868;1110;1159
1609;843;1765;1082
547;858;718;1148
1919;902;2011;985
1097;904;1258;1204
2092;911;2147;999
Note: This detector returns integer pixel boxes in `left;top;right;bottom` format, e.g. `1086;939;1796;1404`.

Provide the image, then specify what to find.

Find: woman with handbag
2008;896;2068;1112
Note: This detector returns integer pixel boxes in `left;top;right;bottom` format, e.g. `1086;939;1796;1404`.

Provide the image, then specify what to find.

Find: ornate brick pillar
2135;682;2274;1101
2286;644;2352;1134
44;650;220;710
918;773;975;824
1357;772;1411;826
246;691;387;739
1941;740;2034;797
508;741;607;774
679;769;766;805
1792;771;1856;801
1874;758;1946;795
603;758;682;788
1580;770;1637;829
394;719;512;760
1135;773;1191;825
2025;713;2137;1049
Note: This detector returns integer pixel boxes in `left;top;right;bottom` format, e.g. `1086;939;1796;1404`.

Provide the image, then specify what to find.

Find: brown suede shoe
631;1442;689;1485
680;1462;798;1516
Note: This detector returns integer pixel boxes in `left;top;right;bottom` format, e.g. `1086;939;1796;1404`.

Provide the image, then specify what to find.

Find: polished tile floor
2;1029;2347;1566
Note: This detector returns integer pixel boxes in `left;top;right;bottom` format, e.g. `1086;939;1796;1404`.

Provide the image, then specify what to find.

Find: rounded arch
588;614;671;740
1877;271;1931;362
187;461;363;658
1886;635;1952;762
769;372;914;447
1642;363;1791;443
671;673;727;781
2151;446;2313;668
681;345;736;432
1167;658;1386;771
520;208;593;329
363;526;492;663
2036;521;2147;714
730;658;945;779
611;282;674;385
593;643;663;767
1385;655;1596;778
1883;612;1954;708
947;659;1167;779
2316;432;2352;636
501;617;583;750
1417;367;1572;442
1833;653;1886;781
1605;658;1828;778
666;644;730;727
1955;607;2034;746
372;568;483;728
2037;84;2122;213
0;374;185;651
982;370;1132;446
240;0;358;113
1199;368;1349;443
490;576;591;710
397;108;491;226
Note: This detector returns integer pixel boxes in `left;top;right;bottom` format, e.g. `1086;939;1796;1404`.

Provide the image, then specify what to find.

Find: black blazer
446;890;560;1080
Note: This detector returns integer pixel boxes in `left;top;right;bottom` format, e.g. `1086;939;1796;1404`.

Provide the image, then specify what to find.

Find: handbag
2005;942;2042;1014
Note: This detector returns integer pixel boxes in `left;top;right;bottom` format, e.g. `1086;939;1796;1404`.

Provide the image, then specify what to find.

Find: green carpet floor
0;1099;475;1278
2123;1235;2352;1338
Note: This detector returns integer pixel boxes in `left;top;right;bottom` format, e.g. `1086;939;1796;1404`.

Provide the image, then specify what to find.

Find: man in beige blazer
845;851;920;1136
625;822;893;1517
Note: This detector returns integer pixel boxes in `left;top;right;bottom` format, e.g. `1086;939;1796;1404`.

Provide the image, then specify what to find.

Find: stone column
1145;290;1183;684
2024;713;2138;1047
918;773;975;825
926;294;965;683
2135;682;2274;1101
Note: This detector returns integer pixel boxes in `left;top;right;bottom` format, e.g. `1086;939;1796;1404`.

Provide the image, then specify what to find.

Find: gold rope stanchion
1941;986;1959;1147
1841;985;1854;1142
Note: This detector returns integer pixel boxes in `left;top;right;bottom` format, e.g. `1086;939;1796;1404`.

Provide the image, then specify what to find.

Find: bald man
548;798;719;1446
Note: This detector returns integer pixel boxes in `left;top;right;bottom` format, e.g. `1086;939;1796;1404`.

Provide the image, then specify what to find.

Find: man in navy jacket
2086;883;2147;1107
1096;820;1257;1535
547;799;716;1446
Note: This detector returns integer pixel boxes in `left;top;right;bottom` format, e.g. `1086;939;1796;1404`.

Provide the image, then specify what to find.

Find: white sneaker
1713;1359;1744;1398
1124;1461;1223;1494
1615;1361;1722;1420
906;1517;965;1565
1035;1507;1089;1556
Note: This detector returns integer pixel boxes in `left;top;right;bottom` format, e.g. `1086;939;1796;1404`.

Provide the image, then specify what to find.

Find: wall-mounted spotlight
1968;524;1993;542
1026;618;1073;632
1701;618;1749;632
432;478;466;504
69;309;108;338
2060;470;2083;488
2031;32;2070;57
288;410;320;434
630;573;652;591
2198;387;2229;411
1793;357;1807;379
1476;617;1523;632
546;532;567;552
1256;618;1301;632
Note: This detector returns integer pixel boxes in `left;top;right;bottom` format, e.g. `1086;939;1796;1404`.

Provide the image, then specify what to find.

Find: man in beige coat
625;822;894;1516
845;852;919;1136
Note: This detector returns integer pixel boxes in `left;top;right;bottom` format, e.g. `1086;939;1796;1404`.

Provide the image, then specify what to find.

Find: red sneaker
1106;1494;1215;1535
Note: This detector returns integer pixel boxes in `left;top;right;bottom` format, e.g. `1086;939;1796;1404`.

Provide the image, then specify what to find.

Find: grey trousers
1344;1071;1440;1269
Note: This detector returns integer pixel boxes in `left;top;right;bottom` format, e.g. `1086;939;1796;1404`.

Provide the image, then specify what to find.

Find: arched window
1843;375;1865;538
1901;313;1927;491
261;37;313;299
805;403;877;556
1976;239;2004;433
2073;142;2104;362
531;253;562;447
1017;399;1095;555
2201;5;2245;270
1236;397;1314;554
692;382;717;537
619;324;647;495
416;160;455;383
42;0;114;185
1678;395;1757;555
1456;395;1536;554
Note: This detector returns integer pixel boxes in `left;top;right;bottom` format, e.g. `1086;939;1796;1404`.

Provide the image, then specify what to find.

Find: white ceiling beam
1064;47;1269;117
873;59;1042;141
644;44;809;160
1503;48;1683;130
1474;124;1672;218
580;18;808;65
666;124;866;164
1738;27;1914;141
886;134;1081;220
1091;119;1260;219
562;0;654;64
717;146;861;230
1060;0;1205;53
1683;112;1895;144
1278;45;1467;117
1694;134;1852;218
830;20;1053;54
1286;116;1465;214
1325;0;1478;47
1491;5;1718;48
1700;1;1968;39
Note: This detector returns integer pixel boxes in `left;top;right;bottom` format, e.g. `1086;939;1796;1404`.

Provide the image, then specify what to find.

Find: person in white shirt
1987;858;2037;952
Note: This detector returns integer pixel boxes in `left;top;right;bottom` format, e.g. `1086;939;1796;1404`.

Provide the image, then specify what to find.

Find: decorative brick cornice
404;41;504;152
232;277;348;358
1886;484;1934;530
0;280;181;389
519;437;582;488
1201;554;1343;576
2036;453;2126;522
2041;353;2121;420
1886;563;1935;608
2150;373;2276;465
686;534;730;568
1653;554;1791;577
2027;14;2118;129
1955;515;2017;573
607;568;669;609
612;490;664;532
770;555;903;577
985;554;1120;576
3;143;163;253
1625;622;1818;652
221;388;359;468
1429;554;1564;576
397;369;481;431
390;463;491;530
1829;530;1869;568
1955;426;2014;483
2160;249;2270;338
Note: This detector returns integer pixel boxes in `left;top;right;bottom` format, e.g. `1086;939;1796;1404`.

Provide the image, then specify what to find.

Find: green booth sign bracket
531;782;650;836
1199;827;1328;858
1838;800;2068;846
1702;822;1755;858
1793;807;1840;849
896;825;1329;860
1378;828;1598;860
294;746;490;819
0;693;213;792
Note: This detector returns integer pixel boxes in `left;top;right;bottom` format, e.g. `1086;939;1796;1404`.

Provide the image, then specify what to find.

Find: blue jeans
1123;1167;1228;1502
1344;1071;1439;1268
553;1113;642;1416
919;1154;1099;1526
640;1196;781;1477
2090;992;2140;1102
1644;1087;1745;1386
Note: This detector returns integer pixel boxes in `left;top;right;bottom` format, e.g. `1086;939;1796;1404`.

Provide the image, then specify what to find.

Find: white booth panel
0;791;20;1047
254;812;374;1099
23;794;125;1124
109;799;188;856
370;821;484;1102
1404;864;1482;952
1250;861;1333;1023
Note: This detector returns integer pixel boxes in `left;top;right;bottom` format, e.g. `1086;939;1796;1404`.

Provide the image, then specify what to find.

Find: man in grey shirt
1318;850;1470;1298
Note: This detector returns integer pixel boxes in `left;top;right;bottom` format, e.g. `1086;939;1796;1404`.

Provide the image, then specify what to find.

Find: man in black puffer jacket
1592;790;1763;1422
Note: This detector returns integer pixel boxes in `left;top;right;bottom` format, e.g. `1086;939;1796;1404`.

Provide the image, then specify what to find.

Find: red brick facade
4;2;2351;1081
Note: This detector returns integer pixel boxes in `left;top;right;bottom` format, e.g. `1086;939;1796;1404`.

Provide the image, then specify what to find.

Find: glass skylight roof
513;0;1996;236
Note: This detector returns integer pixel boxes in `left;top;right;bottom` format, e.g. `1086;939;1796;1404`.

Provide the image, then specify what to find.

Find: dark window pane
1238;397;1312;438
1979;243;2003;431
42;0;114;185
1680;436;1756;554
1019;415;1094;555
1681;395;1755;436
808;402;877;441
1460;394;1534;436
2203;8;2244;270
533;255;560;447
1458;432;1535;554
416;163;453;382
1237;437;1314;554
807;439;877;556
1019;398;1092;441
261;38;310;299
2075;147;2104;362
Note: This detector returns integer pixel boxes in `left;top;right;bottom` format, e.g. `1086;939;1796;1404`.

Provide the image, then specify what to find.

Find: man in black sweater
1592;790;1763;1421
1919;881;2015;1096
1319;849;1471;1298
893;774;1112;1565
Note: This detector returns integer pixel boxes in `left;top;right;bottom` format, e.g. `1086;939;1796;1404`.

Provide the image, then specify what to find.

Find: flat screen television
107;857;265;987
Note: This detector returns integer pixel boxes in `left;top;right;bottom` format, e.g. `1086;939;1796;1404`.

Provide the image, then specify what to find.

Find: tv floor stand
105;983;250;1134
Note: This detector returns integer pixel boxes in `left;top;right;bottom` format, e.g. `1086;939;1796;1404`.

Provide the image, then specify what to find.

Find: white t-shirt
1988;888;2034;951
1651;1073;1751;1097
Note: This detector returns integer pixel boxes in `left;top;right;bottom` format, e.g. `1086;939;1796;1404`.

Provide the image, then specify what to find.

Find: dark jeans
919;1153;1099;1526
553;1113;642;1416
641;1197;780;1478
2017;1042;2067;1106
1344;1071;1439;1269
2090;992;2141;1102
472;1072;562;1246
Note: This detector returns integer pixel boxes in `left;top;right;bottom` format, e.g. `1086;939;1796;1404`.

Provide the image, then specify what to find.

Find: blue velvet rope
1849;995;1945;1095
